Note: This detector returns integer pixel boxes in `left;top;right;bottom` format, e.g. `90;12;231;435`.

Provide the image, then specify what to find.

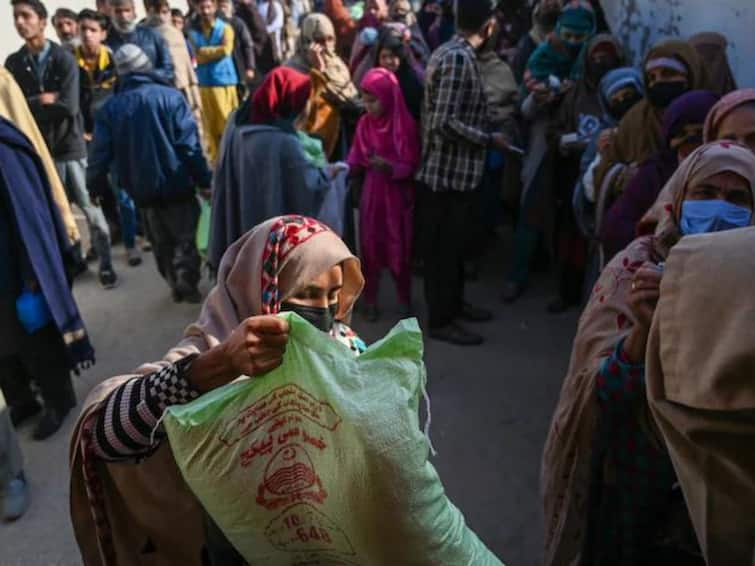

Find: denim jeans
0;391;23;489
55;158;113;271
117;189;138;250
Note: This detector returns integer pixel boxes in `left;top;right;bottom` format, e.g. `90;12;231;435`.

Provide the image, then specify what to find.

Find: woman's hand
223;316;290;376
532;84;554;106
189;316;290;393
623;263;663;363
369;155;393;174
597;128;616;154
307;43;327;72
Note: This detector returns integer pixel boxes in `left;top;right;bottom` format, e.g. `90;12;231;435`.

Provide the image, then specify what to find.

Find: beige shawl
647;226;755;566
70;216;363;565
542;141;755;566
0;66;80;244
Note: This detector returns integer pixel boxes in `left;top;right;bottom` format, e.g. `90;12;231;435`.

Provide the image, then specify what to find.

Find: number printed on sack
296;526;333;544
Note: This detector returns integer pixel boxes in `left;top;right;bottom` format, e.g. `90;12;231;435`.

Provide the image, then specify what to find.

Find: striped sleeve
91;355;201;462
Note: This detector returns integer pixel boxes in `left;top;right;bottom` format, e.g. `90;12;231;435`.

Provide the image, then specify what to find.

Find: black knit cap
455;0;497;32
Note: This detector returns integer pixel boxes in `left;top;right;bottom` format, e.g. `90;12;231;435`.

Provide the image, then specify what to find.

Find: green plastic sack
196;198;211;257
349;1;364;21
164;313;503;565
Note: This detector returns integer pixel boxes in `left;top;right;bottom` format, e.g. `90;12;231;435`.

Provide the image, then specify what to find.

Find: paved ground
0;234;579;566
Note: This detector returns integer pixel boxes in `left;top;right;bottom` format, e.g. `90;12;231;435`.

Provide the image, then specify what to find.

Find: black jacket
106;25;175;85
226;15;256;82
5;41;87;161
87;73;211;207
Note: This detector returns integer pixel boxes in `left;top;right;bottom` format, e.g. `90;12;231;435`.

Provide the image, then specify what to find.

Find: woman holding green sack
69;215;365;566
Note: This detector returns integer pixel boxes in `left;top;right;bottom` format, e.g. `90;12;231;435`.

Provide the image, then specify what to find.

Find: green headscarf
556;0;597;37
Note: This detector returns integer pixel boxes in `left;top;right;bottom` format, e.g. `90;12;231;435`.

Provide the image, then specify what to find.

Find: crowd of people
1;0;755;564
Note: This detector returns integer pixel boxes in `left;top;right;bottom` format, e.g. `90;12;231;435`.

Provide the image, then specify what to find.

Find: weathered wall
602;0;755;87
0;0;188;62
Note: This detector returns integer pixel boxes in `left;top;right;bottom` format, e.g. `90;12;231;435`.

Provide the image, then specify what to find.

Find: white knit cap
114;44;153;76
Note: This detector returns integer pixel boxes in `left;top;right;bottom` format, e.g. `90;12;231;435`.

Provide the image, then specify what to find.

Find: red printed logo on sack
256;445;328;510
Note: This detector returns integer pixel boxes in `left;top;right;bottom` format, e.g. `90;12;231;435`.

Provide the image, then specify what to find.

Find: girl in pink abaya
347;67;420;321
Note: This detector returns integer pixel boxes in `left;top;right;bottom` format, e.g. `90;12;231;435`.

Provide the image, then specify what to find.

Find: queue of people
0;0;754;563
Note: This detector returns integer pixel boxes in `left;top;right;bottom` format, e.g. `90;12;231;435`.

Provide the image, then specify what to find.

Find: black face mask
281;302;338;333
610;95;643;121
647;81;689;109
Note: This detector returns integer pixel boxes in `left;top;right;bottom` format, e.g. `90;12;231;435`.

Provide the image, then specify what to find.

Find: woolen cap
113;44;152;76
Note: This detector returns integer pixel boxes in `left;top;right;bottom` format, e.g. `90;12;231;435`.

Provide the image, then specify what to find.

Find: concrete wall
0;0;186;61
601;0;755;87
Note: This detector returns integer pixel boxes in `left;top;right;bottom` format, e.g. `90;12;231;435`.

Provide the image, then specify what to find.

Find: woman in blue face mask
542;141;755;566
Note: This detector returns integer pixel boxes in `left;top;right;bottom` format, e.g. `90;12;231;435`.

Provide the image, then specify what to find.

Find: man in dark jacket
106;0;175;84
234;0;276;74
0;116;95;441
5;0;116;288
88;45;212;304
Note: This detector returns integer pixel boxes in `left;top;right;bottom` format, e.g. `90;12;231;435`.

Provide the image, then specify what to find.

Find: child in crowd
347;67;420;321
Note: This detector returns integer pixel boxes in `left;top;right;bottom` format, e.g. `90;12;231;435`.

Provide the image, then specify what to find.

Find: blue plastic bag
16;289;52;334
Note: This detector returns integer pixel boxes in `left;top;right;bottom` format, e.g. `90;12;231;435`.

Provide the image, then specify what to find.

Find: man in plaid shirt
417;0;509;346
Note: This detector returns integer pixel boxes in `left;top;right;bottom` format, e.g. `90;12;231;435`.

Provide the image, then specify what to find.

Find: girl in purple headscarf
600;90;720;259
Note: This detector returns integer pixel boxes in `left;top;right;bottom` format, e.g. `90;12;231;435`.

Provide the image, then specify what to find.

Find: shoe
459;302;493;323
9;400;42;427
429;323;484;346
70;242;88;279
181;289;202;304
85;248;98;263
364;304;379;323
398;303;412;317
126;247;142;267
2;472;29;522
98;268;118;290
32;405;71;441
140;239;153;253
172;288;183;303
175;276;202;304
71;259;89;279
547;297;570;314
501;281;525;303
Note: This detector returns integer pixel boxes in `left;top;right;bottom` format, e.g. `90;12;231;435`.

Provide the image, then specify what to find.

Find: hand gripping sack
164;313;503;565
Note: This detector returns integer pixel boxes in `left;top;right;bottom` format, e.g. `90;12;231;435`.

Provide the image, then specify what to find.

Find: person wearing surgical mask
600;90;720;261
542;140;755;566
105;0;175;83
